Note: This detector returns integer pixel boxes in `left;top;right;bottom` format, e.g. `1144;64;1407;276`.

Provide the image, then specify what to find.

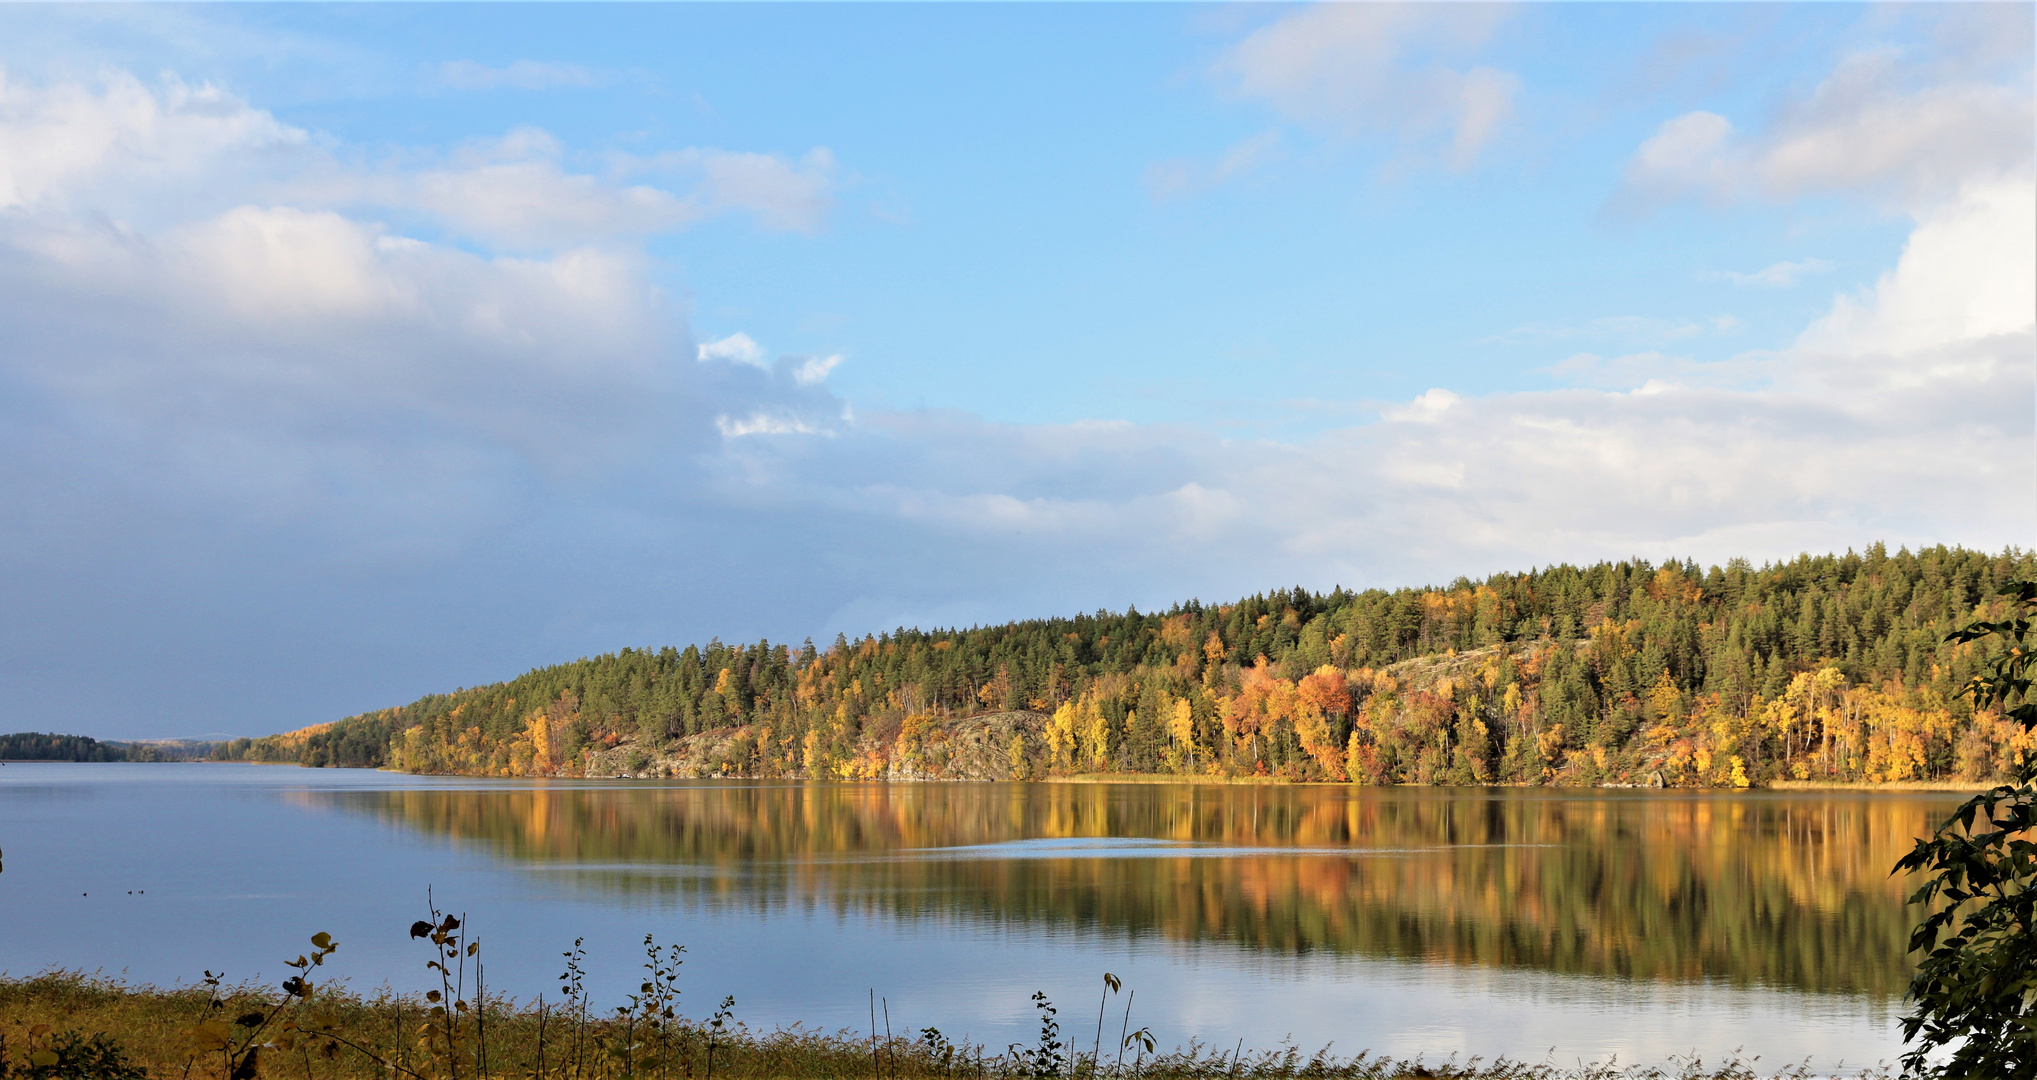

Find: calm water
0;764;1964;1068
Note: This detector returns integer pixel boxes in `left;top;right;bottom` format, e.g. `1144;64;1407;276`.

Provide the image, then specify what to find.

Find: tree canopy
217;543;2034;786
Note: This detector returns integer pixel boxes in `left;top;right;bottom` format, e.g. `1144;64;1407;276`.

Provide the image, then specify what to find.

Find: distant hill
0;732;215;762
217;543;2034;788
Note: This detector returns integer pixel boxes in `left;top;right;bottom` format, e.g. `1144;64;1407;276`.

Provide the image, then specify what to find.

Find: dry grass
0;905;1894;1080
0;969;1894;1080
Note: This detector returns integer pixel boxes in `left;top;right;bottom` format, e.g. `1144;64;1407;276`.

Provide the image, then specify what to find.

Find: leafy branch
1894;580;2037;1078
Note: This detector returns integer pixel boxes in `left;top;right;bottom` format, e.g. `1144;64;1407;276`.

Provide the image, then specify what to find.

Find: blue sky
0;3;2030;738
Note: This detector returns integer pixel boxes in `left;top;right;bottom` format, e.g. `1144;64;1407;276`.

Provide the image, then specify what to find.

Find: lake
0;763;1962;1069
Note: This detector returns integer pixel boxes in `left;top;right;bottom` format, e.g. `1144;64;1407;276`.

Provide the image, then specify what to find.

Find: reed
0;911;1891;1080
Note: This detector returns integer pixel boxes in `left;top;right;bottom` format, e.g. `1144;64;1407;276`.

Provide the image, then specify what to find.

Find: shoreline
7;758;2005;794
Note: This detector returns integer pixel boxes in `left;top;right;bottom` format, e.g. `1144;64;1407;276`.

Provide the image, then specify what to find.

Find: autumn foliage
216;543;2034;787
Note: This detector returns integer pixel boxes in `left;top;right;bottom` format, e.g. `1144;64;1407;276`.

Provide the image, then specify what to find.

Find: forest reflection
306;782;1958;999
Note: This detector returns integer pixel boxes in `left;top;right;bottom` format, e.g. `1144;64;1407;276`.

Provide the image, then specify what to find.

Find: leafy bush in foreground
1896;579;2037;1078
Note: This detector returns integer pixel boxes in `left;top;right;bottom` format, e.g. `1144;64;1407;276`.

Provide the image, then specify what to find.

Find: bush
1896;580;2037;1078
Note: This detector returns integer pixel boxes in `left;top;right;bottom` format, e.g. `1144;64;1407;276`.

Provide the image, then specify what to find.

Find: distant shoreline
7;758;2000;794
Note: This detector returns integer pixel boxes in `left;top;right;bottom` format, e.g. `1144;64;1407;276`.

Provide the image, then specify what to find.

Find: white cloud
1419;182;2032;551
0;71;839;251
1794;176;2036;372
2;202;689;486
697;333;851;399
304;133;839;249
792;354;842;386
1625;110;1735;199
1215;5;1518;170
1616;50;2033;212
1382;388;1459;423
435;59;601;92
1366;182;2033;556
394;135;699;248
693;334;852;437
0;68;861;565
698;332;768;368
618;147;839;235
1705;258;1833;288
716;413;827;438
0;67;309;215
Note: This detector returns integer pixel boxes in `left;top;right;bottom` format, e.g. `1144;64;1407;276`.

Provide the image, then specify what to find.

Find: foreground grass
0;906;1898;1080
0;970;1893;1080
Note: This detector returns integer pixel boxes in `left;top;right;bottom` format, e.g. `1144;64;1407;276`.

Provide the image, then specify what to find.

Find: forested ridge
217;543;2035;787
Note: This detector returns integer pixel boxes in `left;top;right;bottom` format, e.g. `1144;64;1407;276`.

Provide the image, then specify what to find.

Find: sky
0;3;2031;740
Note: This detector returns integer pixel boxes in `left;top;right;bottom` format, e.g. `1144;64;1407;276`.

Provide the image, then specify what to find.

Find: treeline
0;732;211;762
217;543;2035;787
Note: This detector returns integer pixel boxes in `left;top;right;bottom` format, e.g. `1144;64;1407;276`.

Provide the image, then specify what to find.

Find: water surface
0;764;1959;1068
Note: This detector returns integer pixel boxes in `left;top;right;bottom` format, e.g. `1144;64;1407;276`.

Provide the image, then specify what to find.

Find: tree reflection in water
305;782;1959;999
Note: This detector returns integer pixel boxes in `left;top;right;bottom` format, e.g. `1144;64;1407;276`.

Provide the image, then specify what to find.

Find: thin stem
1092;989;1106;1072
1115;992;1133;1073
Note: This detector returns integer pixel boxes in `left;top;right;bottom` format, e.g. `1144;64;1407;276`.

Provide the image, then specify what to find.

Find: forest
214;543;2035;787
0;732;203;762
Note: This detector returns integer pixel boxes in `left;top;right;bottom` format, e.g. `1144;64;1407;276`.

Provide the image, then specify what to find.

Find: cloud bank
1615;37;2034;213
